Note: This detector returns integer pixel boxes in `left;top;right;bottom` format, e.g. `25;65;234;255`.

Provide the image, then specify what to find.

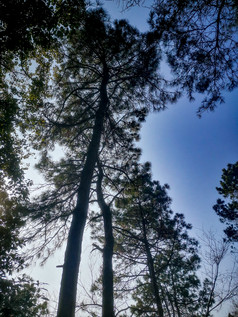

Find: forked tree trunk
97;166;115;317
57;67;109;317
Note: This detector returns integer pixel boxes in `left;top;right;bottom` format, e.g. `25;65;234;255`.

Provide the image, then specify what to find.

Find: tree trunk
139;204;164;317
57;67;109;317
97;165;115;317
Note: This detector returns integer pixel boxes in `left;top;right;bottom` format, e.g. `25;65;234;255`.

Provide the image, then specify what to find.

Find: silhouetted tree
199;231;238;317
86;163;203;316
23;7;176;317
4;1;237;316
0;0;86;189
0;186;49;316
150;0;238;115
214;162;238;241
113;163;201;316
0;0;86;56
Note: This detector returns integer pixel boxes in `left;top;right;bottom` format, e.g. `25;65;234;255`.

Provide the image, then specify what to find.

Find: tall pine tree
23;8;178;316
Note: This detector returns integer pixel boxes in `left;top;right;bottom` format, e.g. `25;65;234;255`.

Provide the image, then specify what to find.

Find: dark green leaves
214;162;238;241
0;275;49;317
0;0;54;56
150;0;238;115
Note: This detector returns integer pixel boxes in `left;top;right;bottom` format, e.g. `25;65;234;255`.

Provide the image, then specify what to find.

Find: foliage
0;186;25;275
0;0;86;189
213;162;238;241
0;0;86;57
149;0;238;115
119;0;238;114
0;0;53;55
80;163;238;317
0;186;49;316
0;275;49;317
0;56;26;188
113;163;202;316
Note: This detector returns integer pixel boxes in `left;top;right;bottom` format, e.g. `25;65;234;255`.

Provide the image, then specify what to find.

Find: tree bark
139;203;164;317
97;165;115;317
57;66;109;317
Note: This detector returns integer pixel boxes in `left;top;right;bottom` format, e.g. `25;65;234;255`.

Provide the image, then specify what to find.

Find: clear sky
25;2;238;316
140;92;238;234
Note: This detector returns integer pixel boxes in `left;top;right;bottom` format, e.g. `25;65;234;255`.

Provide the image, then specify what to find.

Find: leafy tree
0;275;49;317
112;163;202;317
0;50;30;189
0;0;51;184
0;80;23;184
112;164;238;317
0;0;53;56
213;162;238;241
0;185;25;275
22;7;178;317
0;0;86;56
0;0;86;189
87;163;203;316
5;2;237;315
0;185;49;316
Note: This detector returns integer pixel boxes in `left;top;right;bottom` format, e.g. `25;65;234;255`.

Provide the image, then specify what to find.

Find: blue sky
140;91;238;234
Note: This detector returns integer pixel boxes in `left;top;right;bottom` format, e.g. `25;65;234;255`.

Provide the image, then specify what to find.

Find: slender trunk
145;244;164;317
162;288;172;317
139;204;164;317
97;165;115;317
205;263;219;317
57;67;109;317
171;273;181;317
166;288;176;317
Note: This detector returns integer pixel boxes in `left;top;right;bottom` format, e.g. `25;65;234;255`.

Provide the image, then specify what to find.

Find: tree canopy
149;0;238;115
112;164;201;317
